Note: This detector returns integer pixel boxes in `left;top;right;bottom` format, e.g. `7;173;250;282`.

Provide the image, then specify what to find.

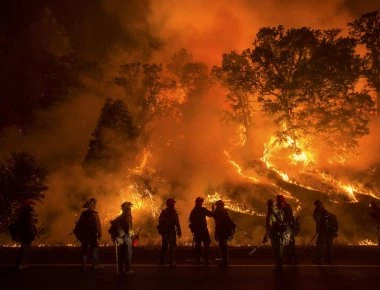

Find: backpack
215;210;236;240
9;215;36;243
290;216;301;236
108;220;118;240
272;210;288;233
9;221;21;242
326;213;338;237
157;211;169;235
73;210;94;242
157;209;177;235
108;218;125;240
73;220;84;242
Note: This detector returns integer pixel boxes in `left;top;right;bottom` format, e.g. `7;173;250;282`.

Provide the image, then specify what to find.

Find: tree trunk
238;93;250;140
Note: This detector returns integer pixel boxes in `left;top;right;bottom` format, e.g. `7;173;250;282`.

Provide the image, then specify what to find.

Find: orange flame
205;192;265;216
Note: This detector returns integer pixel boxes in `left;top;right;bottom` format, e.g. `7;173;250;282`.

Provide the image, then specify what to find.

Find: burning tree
167;48;209;96
82;51;211;228
0;152;48;232
112;50;210;165
215;26;375;158
114;49;209;135
212;51;255;140
349;11;380;114
84;98;138;171
114;62;180;135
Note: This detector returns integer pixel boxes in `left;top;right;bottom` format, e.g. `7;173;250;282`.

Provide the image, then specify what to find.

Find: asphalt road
1;246;380;290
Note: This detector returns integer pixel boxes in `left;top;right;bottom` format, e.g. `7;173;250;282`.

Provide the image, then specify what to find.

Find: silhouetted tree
115;50;209;134
215;26;375;155
0;4;78;130
167;49;209;95
114;63;178;132
84;98;138;171
112;51;210;177
212;50;256;138
349;11;380;114
0;152;48;232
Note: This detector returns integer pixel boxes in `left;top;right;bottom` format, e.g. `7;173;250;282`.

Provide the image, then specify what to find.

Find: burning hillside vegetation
1;3;379;247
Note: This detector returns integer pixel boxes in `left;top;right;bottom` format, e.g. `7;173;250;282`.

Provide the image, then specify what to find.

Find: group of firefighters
9;195;380;275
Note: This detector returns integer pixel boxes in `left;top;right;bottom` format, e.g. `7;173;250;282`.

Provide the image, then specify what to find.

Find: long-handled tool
115;239;119;275
190;233;195;263
235;224;253;240
301;232;317;254
248;242;265;256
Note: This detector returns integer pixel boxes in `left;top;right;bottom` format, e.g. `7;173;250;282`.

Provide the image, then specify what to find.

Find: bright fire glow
131;148;151;175
224;151;259;183
358;239;377;246
205;192;265;216
261;129;380;203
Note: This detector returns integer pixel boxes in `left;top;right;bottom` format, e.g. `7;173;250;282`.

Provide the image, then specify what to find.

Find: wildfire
278;172;290;182
229;124;247;147
357;239;378;246
224;151;259;183
348;239;378;246
339;184;358;202
131;148;151;175
261;134;322;192
101;183;160;231
261;130;380;203
262;134;314;168
120;184;160;217
319;172;380;202
205;192;265;217
104;147;160;221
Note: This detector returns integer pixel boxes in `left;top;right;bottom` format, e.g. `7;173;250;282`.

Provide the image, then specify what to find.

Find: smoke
1;0;379;245
347;118;380;168
146;0;369;65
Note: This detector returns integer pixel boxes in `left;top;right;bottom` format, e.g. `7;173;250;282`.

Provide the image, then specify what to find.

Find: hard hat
195;197;204;204
166;198;176;207
276;195;286;202
83;198;97;208
121;201;133;209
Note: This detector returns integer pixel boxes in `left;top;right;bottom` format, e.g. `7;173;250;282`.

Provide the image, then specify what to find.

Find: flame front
205;192;265;217
261;130;380;203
